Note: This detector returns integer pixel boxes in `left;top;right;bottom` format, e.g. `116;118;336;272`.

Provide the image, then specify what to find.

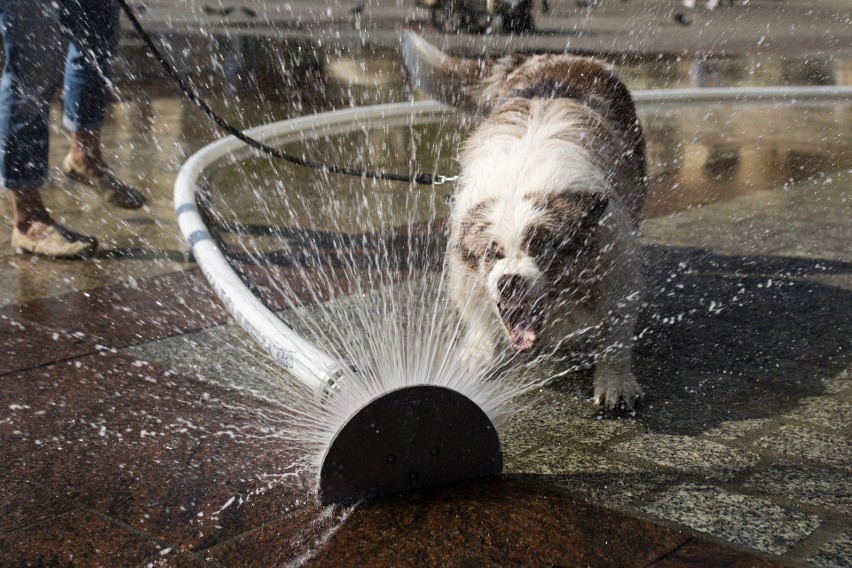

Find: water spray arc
176;87;851;505
175;101;504;505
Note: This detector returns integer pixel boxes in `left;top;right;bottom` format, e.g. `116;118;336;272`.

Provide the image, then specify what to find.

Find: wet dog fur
401;32;647;409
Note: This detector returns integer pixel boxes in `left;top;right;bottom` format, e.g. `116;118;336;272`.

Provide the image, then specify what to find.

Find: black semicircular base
318;385;503;506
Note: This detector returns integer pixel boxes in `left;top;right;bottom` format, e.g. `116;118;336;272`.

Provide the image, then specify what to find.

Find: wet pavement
2;1;851;566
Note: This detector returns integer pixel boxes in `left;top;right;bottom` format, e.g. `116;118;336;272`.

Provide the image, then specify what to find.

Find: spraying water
175;101;570;500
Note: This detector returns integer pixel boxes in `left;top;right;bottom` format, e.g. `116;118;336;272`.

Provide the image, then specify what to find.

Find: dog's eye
484;244;503;262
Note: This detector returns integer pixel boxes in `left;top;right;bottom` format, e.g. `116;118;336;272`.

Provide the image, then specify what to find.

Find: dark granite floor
0;267;791;567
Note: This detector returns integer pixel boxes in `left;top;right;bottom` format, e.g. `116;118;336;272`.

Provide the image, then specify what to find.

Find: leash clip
433;175;459;186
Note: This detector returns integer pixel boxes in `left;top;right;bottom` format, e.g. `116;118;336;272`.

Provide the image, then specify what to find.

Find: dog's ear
400;31;488;112
548;191;609;234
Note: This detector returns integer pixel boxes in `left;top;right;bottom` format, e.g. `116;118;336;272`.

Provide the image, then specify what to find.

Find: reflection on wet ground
1;36;849;304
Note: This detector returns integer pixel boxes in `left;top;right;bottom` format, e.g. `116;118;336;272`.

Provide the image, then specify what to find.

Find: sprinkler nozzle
318;385;503;505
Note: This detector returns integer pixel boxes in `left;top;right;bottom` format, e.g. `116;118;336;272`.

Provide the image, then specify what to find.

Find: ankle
16;218;53;236
70;130;107;175
10;192;54;233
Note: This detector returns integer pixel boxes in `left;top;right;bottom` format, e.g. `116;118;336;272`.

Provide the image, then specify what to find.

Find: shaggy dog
401;32;647;409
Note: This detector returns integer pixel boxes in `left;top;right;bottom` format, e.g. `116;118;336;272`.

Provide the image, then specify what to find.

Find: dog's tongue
508;323;538;352
500;305;539;352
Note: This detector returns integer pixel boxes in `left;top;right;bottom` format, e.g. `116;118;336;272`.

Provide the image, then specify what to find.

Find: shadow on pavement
634;244;852;435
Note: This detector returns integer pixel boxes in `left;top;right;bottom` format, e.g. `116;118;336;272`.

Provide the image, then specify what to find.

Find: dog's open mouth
498;302;543;352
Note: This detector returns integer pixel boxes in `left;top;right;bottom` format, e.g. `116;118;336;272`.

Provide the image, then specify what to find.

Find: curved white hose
632;85;852;104
174;101;449;398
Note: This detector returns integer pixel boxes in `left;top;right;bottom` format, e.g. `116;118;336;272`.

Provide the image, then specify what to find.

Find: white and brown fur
401;32;647;409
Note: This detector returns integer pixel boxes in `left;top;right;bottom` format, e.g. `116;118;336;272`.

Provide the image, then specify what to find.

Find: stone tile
782;396;852;431
502;405;638;457
549;472;677;509
126;323;300;403
306;477;689;567
511;446;675;507
643;483;822;555
741;462;852;515
0;352;316;551
703;418;775;441
511;443;641;477
614;434;758;479
235;264;360;311
632;255;852;438
755;425;852;471
809;529;852;568
5;268;230;349
0;509;175;567
203;506;351;567
498;384;640;460
650;538;787;567
0;476;79;534
821;367;851;396
0;312;97;376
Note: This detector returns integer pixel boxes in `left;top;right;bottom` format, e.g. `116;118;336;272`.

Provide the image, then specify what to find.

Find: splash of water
200;115;578;482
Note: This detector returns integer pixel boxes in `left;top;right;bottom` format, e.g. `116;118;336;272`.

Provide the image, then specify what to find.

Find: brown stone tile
203;506;350;567
304;476;688;567
0;352;316;551
0;476;80;534
0;509;172;567
650;538;788;567
0;312;97;375
4;268;230;349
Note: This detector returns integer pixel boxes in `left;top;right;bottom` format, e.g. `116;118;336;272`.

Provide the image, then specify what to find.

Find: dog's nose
497;274;529;301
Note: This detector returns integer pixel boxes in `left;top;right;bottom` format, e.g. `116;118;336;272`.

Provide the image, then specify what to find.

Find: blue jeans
0;0;120;191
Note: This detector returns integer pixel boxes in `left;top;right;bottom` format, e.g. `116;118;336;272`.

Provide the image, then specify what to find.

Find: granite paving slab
643;483;823;556
808;529;852;568
755;425;852;471
740;462;852;516
0;352;313;552
650;539;787;568
779;396;852;432
303;477;690;567
613;434;760;481
0;509;176;568
1;269;230;350
0;476;80;535
0;312;98;376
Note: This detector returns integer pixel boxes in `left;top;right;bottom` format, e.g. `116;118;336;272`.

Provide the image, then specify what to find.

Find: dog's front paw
594;374;644;411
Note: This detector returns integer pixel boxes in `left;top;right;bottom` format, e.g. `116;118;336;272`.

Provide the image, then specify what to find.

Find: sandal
12;223;97;258
62;153;147;210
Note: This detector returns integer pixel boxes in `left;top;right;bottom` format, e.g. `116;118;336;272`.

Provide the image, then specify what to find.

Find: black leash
116;0;453;186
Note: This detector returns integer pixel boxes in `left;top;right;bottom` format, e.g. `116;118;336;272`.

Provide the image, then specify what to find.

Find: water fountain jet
175;102;504;505
175;87;851;505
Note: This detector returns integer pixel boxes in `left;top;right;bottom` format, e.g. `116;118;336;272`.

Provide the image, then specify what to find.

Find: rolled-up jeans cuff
63;114;104;134
1;175;47;193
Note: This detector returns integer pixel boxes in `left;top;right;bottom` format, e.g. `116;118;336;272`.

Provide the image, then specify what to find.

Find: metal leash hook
433;174;460;185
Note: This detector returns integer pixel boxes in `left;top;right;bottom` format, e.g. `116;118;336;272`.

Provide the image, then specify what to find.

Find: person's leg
61;0;145;209
0;0;96;256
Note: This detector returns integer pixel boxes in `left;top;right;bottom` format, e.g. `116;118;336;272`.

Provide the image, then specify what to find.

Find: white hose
632;85;852;105
174;86;851;398
174;101;449;399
